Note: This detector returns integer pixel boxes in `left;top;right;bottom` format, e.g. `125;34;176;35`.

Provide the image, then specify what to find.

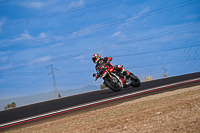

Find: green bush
100;84;106;89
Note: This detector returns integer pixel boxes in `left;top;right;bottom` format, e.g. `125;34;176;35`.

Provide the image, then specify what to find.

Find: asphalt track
0;72;200;130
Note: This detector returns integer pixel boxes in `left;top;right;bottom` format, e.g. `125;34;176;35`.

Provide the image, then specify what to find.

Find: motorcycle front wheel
104;76;122;92
131;75;141;87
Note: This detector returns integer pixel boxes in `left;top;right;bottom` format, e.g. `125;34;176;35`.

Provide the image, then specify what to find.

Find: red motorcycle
93;65;140;92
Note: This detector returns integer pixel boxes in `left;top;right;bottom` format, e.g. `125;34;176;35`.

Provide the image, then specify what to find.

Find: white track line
1;77;200;129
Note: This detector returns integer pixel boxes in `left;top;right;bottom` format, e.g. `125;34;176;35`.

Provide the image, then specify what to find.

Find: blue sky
0;0;200;100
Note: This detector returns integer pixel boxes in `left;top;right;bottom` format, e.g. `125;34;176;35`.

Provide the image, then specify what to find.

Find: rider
92;54;131;80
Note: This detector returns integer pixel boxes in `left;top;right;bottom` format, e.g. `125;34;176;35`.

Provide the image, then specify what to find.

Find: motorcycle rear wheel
104;76;122;92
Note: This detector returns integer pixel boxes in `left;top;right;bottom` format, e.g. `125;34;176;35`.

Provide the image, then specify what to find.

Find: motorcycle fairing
101;71;107;78
101;67;114;78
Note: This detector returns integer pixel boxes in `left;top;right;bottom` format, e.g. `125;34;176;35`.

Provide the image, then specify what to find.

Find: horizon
0;84;99;111
0;0;200;103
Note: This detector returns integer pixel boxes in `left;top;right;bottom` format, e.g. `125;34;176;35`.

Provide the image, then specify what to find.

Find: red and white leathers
94;56;130;79
113;65;132;86
95;56;113;79
114;65;130;76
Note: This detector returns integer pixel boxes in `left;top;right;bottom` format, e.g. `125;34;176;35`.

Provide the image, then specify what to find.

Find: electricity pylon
162;67;168;77
47;64;59;98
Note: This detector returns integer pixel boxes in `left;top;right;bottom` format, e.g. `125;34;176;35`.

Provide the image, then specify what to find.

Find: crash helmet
92;54;101;64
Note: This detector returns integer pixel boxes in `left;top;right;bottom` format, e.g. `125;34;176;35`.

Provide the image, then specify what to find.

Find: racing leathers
94;57;131;80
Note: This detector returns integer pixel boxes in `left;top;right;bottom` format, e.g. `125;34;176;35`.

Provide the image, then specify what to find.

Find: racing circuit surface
0;72;200;130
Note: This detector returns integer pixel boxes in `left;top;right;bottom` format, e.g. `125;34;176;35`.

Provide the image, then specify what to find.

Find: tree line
4;102;16;110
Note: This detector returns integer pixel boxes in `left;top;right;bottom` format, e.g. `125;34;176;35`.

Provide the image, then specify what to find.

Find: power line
112;44;200;58
0;57;199;87
0;82;90;87
1;44;200;65
1;57;200;76
1;74;50;88
1;0;116;28
1;22;200;71
2;0;196;28
184;46;200;72
27;74;49;85
0;72;49;75
1;0;199;51
22;23;200;62
0;58;199;88
127;57;200;69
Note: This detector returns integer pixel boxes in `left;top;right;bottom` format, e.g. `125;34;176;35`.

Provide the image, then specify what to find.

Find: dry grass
4;85;200;133
143;76;154;81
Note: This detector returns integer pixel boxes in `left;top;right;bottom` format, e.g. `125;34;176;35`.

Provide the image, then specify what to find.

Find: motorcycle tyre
104;77;122;92
131;76;141;87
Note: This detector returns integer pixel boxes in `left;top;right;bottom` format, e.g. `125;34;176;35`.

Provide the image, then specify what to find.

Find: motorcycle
93;65;140;92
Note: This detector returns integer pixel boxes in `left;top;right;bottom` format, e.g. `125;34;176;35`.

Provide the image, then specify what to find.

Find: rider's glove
93;73;96;77
95;74;99;81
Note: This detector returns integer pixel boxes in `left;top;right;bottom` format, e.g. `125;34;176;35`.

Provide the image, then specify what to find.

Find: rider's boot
123;75;131;86
125;79;131;86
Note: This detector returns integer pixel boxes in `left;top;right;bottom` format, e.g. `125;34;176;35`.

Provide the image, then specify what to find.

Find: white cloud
11;30;47;42
30;2;45;9
0;64;13;71
121;6;150;27
69;23;102;38
75;55;85;59
39;32;46;38
151;35;174;43
37;56;50;62
129;6;150;21
52;43;64;47
112;31;121;37
16;1;45;9
11;30;32;42
0;30;47;50
0;51;13;63
110;43;118;48
28;56;51;66
139;6;150;14
13;0;85;12
0;17;6;32
68;0;84;9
